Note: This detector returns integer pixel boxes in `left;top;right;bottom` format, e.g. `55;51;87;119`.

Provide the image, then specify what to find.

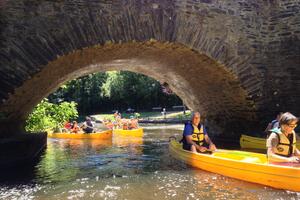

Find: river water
0;124;299;200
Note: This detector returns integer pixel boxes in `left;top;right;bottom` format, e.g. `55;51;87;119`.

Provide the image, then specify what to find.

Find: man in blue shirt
181;112;216;153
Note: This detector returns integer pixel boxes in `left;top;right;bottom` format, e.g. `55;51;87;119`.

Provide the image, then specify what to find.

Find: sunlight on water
0;124;300;200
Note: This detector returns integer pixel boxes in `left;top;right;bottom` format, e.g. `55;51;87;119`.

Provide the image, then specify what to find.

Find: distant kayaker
122;119;129;130
63;121;72;132
81;117;95;133
129;117;139;129
265;112;283;134
266;112;300;163
71;121;81;133
103;119;114;130
181;111;216;153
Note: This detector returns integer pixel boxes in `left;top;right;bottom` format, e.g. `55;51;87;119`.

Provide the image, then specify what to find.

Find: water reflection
0;124;300;200
113;135;143;148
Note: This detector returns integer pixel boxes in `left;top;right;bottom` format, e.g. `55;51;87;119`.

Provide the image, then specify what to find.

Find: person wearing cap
267;112;300;164
180;111;216;153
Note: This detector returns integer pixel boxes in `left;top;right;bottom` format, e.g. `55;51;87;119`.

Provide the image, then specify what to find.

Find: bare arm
295;148;300;156
267;147;291;162
205;134;217;151
204;134;213;145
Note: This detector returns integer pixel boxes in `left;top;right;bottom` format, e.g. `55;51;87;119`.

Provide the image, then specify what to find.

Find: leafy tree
101;71;181;111
25;99;78;132
48;73;108;114
48;71;182;114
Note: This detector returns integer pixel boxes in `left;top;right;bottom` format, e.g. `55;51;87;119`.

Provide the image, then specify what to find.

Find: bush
25;99;78;132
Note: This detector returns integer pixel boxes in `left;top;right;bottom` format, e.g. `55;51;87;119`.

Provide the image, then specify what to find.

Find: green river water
0;124;299;200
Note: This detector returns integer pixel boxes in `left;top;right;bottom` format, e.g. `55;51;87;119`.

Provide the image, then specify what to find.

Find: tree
25;99;78;132
47;71;182;113
48;73;108;114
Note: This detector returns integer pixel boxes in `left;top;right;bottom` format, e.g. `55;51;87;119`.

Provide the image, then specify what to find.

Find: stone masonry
0;0;299;137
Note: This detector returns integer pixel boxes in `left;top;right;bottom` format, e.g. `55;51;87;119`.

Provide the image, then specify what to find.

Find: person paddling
181;111;216;153
267;112;300;164
81;117;94;133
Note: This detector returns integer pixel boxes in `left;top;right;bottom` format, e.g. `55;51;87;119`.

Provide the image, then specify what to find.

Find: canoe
113;128;143;137
47;130;112;140
169;139;300;191
240;134;300;150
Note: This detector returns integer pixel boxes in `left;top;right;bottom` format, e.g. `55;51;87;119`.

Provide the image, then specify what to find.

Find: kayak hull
113;128;143;137
169;140;300;191
240;134;300;149
48;130;112;139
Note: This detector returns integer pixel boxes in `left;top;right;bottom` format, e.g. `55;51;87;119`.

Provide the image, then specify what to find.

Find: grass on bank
91;110;192;121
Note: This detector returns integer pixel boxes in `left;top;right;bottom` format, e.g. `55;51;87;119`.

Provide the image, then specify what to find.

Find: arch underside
1;42;255;136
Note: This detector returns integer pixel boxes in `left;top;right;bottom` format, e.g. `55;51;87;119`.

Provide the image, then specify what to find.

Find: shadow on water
0;146;46;184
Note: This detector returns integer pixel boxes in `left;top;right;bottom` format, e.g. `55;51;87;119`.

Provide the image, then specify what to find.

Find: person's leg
183;143;197;152
87;129;93;133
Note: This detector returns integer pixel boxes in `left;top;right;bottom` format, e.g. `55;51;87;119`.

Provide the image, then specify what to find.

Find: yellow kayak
113;128;143;137
240;134;300;149
169;139;300;191
48;130;112;140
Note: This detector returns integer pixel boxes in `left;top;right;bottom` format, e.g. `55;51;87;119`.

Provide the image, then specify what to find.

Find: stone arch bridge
0;0;300;138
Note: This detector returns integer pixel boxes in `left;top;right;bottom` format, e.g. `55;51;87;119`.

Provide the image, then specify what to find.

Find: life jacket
271;127;296;157
181;122;205;146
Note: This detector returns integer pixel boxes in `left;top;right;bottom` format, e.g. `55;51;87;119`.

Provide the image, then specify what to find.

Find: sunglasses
287;123;297;128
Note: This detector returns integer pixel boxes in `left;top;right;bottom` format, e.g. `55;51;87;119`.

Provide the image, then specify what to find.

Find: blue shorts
182;142;209;151
182;143;192;151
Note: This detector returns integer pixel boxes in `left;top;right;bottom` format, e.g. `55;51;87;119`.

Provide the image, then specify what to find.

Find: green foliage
100;71;181;111
48;73;108;114
25;99;78;132
134;112;141;119
48;71;182;114
101;71;125;100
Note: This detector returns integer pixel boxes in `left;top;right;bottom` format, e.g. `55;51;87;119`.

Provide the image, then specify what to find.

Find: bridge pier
0;121;47;169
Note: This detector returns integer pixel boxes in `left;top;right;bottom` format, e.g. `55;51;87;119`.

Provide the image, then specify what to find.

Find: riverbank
138;118;188;124
91;110;191;124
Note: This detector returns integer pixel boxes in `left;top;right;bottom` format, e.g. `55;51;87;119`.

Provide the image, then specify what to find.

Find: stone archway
0;41;255;136
1;0;300;137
